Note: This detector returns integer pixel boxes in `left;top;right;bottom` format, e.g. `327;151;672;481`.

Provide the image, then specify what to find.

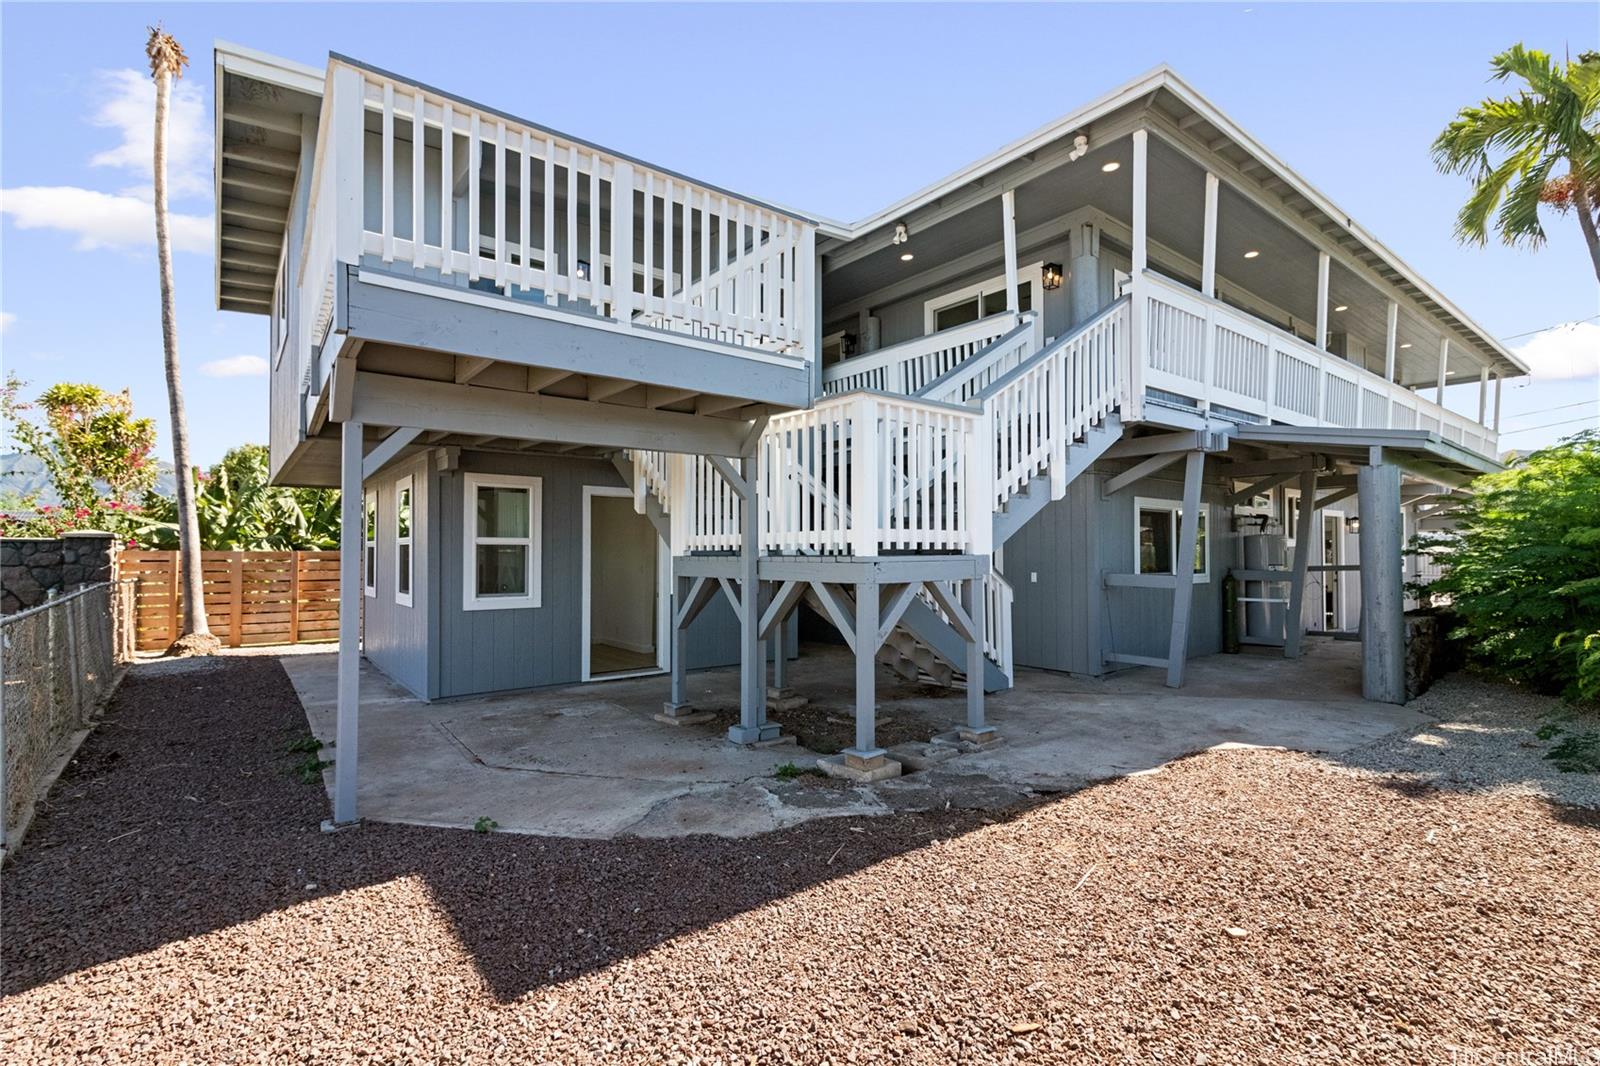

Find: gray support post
850;579;880;759
668;573;689;709
726;456;772;744
330;418;364;828
1165;450;1205;688
1358;460;1406;704
1070;223;1100;327
1284;467;1319;658
962;575;992;738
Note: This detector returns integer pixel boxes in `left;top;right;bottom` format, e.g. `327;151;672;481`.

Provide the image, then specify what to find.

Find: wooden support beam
808;582;858;654
1104;452;1184;496
525;367;572;393
1165;451;1205;688
875;582;923;650
1225;471;1297;507
759;580;806;640
586;377;637;403
361;426;423;479
1103;430;1208;460
454;356;496;385
1284;468;1319;658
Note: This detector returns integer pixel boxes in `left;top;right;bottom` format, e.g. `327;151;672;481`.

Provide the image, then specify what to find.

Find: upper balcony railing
821;312;1024;396
1134;271;1499;458
291;61;817;408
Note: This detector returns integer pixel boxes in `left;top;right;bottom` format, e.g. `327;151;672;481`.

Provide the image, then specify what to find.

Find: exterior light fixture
1067;134;1090;162
575;259;590;280
900;252;914;262
1346;515;1361;534
1334;304;1348;312
840;333;858;358
1243;250;1260;259
1042;263;1064;290
1101;160;1121;173
1400;342;1413;349
892;221;910;245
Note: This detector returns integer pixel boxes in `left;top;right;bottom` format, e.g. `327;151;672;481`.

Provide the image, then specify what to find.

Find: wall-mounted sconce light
840;332;858;358
1346;515;1361;534
1042;263;1064;290
575;259;590;281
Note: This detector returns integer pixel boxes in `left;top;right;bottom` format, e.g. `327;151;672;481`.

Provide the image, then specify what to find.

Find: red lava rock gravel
3;655;1598;1063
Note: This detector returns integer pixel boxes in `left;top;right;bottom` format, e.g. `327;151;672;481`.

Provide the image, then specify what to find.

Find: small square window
394;475;414;607
463;473;541;610
1135;498;1209;582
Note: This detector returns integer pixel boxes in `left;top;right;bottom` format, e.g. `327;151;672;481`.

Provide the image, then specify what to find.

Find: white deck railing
919;314;1044;404
822;313;1020;396
1137;272;1499;457
979;298;1128;511
322;62;815;360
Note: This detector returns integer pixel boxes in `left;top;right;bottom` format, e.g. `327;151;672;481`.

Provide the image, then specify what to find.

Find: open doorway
582;486;668;681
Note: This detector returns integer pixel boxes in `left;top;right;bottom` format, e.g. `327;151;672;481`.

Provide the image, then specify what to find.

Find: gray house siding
428;450;755;701
1005;460;1230;676
362;452;432;699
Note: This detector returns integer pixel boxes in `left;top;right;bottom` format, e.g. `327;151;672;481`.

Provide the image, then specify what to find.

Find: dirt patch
707;681;961;753
4;657;1598;1063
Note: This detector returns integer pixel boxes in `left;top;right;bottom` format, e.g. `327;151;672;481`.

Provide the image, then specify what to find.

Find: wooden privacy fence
117;551;341;651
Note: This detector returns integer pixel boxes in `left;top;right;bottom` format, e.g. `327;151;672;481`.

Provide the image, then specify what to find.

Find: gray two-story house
214;41;1521;823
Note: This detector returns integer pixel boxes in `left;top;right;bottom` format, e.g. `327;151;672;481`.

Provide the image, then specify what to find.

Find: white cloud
0;312;13;334
0;185;212;253
89;68;211;200
1514;321;1600;381
199;355;268;378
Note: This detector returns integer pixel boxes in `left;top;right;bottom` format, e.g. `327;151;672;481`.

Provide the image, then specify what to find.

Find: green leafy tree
1430;431;1600;701
1432;45;1600;283
1;375;157;539
138;444;341;551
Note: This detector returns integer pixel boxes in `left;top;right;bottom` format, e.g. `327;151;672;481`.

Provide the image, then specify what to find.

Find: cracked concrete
278;637;1427;839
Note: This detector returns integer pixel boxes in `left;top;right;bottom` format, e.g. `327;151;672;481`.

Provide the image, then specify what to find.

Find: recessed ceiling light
1400;342;1413;349
1101;160;1121;173
1333;304;1348;312
1243;250;1260;259
1446;370;1457;376
900;252;914;262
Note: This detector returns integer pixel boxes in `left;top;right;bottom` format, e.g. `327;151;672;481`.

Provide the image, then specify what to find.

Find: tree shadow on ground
0;656;1039;1003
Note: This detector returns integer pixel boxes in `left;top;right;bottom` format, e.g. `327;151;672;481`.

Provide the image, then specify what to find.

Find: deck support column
1284;467;1320;659
1165;450;1205;688
961;575;991;738
1001;188;1020;315
667;573;690;710
848;579;882;761
1358;457;1406;704
723;455;775;744
328;418;364;829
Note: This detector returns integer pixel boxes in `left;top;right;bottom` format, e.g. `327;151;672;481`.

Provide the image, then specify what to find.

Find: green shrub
1431;431;1600;701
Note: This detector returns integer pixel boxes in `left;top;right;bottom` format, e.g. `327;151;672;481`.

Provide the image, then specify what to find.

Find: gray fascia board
327;52;817;227
344;271;812;409
1231;425;1500;476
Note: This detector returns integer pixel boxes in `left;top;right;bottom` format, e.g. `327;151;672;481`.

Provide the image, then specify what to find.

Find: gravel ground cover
3;655;1598;1064
1326;671;1600;808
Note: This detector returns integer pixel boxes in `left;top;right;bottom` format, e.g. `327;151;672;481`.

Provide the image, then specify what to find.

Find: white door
581;486;669;681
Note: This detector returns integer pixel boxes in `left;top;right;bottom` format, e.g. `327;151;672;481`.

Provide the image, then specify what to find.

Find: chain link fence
2;580;135;847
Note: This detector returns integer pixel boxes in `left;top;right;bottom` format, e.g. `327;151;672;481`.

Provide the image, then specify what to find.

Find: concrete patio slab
277;636;1429;839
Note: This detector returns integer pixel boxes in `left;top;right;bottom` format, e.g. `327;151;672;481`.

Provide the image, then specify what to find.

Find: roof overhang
819;65;1527;381
213;41;324;315
1229;424;1502;488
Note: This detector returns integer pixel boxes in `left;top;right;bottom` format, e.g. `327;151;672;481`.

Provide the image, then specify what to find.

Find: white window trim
394;474;414;608
363;489;377;599
1134;496;1210;583
923;261;1043;335
463;472;542;612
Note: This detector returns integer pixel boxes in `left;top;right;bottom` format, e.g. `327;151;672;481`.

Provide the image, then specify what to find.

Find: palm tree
1433;46;1600;284
147;26;217;656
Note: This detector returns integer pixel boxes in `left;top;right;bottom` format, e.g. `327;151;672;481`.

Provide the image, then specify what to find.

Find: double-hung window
394;475;413;607
463;473;541;611
1135;497;1209;582
363;489;378;598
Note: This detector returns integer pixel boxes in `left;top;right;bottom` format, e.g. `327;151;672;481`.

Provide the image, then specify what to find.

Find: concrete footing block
886;741;959;772
654;703;716;727
727;723;791;746
931;726;1004;753
817;750;903;783
319;818;363;834
766;687;809;713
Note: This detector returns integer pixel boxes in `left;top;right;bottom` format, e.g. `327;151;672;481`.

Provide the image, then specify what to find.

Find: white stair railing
979;297;1129;512
918;313;1043;404
821;313;1020;396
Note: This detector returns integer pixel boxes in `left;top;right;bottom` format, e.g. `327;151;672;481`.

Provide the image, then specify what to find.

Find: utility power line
1498;414;1600;435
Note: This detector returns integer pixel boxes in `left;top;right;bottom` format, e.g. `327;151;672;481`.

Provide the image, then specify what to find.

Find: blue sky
2;1;1596;466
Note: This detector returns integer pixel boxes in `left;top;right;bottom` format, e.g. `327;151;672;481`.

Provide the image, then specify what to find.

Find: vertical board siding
434;451;745;700
362;454;431;698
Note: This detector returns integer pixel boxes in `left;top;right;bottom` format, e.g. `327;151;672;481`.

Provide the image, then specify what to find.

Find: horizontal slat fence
117;551;341;651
